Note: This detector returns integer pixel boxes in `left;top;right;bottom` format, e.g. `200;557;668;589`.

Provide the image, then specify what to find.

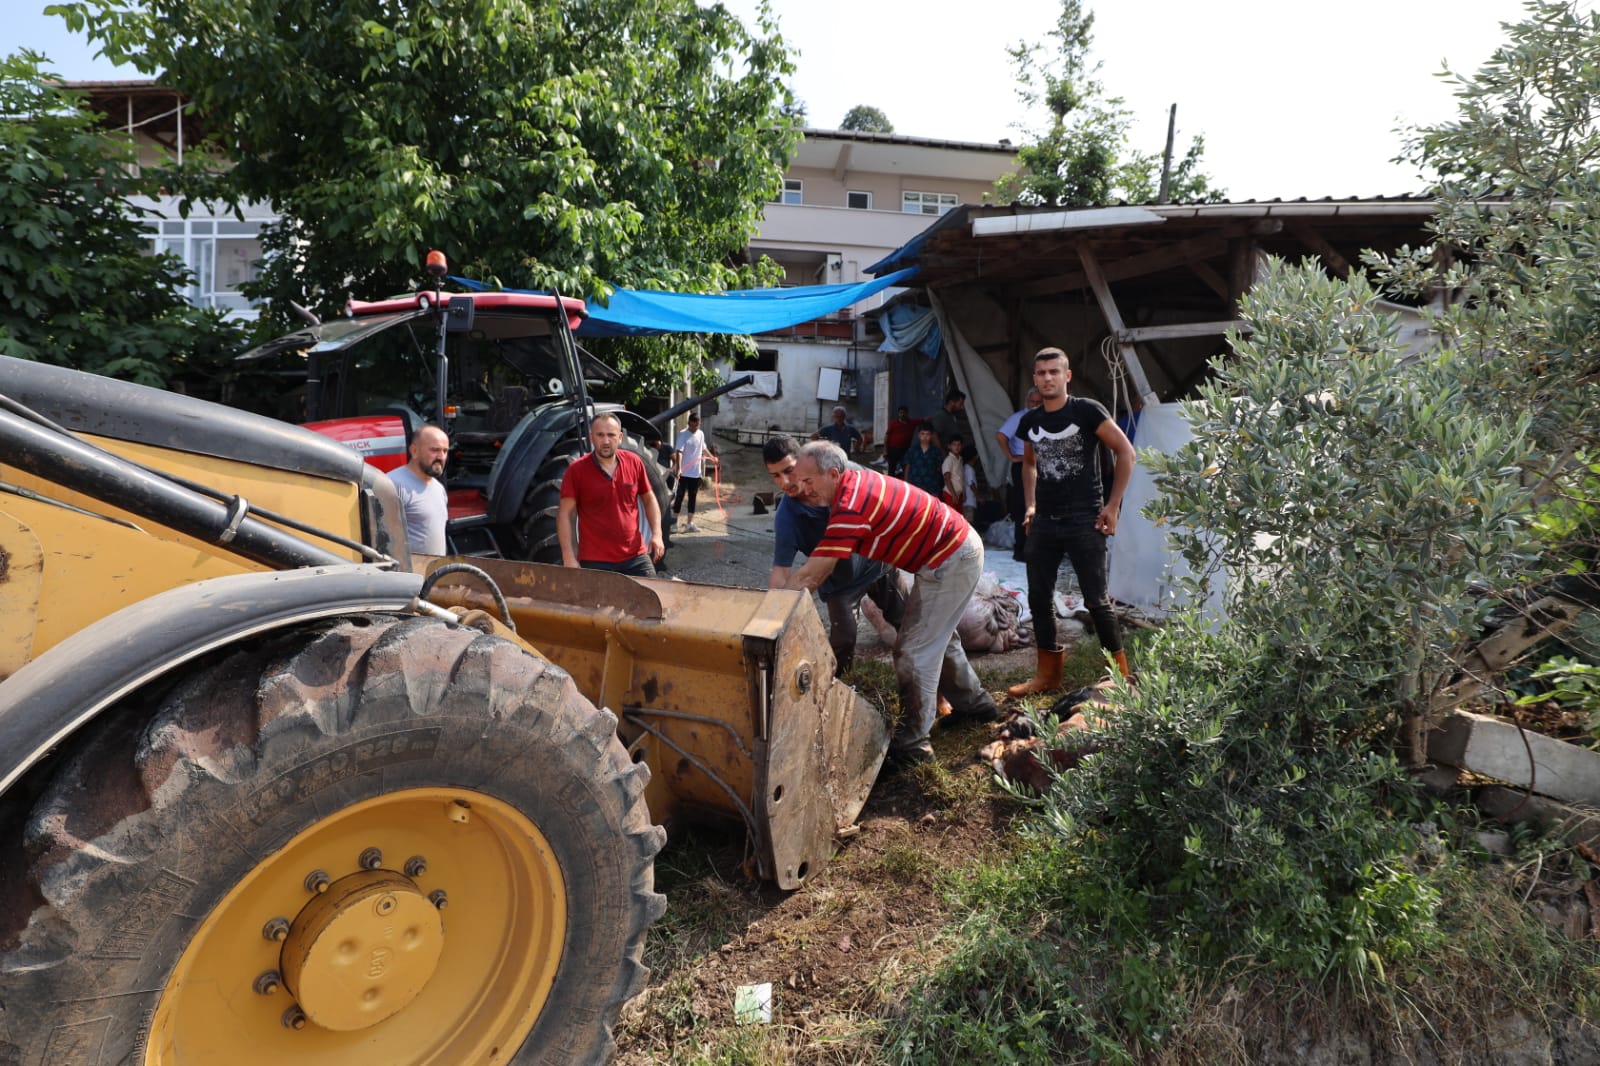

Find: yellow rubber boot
1007;647;1065;699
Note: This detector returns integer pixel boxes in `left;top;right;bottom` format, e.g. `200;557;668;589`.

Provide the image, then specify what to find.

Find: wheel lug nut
358;847;383;870
262;917;290;942
429;889;448;909
282;1005;308;1030
404;855;428;878
304;869;331;894
254;970;281;996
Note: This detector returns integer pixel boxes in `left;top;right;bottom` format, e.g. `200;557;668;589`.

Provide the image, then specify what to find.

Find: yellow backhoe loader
0;354;887;1064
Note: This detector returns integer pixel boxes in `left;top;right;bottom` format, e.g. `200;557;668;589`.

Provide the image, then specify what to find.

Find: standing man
1009;348;1137;697
558;412;665;577
764;435;907;675
788;441;999;766
904;424;944;499
927;388;966;448
995;387;1044;562
883;405;916;477
671;412;707;533
815;405;863;454
389;423;450;556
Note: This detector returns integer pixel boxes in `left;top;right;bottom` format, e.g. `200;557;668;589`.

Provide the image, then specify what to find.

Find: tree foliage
52;0;803;329
994;0;1222;206
0;52;245;389
839;104;893;133
898;2;1600;1054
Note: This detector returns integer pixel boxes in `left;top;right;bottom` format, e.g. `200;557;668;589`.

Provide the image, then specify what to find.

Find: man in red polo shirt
786;441;998;767
558;412;664;577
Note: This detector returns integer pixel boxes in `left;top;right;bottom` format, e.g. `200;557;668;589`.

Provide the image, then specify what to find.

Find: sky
14;0;1542;200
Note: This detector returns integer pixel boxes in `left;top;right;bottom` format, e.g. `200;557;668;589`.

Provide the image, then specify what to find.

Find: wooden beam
1021;236;1228;297
1229;238;1258;305
1188;259;1231;302
1288;224;1351;278
1117;320;1249;344
1077;243;1156;403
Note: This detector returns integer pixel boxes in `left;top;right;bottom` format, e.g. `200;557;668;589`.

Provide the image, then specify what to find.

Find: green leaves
66;0;801;331
0;52;246;387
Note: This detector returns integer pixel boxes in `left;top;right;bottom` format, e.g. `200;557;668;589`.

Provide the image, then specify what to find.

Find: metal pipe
648;374;755;428
0;404;350;570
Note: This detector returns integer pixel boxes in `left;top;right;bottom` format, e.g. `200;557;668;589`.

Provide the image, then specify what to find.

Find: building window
774;179;802;205
148;217;265;316
902;191;958;215
846;190;872;210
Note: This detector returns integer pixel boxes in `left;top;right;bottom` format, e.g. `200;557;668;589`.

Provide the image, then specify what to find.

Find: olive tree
1033;0;1597;1007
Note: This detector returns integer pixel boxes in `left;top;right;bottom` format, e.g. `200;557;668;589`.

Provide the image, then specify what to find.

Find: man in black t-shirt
1009;347;1138;696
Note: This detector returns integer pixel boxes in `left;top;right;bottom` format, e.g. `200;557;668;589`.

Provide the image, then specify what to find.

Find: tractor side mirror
445;295;476;333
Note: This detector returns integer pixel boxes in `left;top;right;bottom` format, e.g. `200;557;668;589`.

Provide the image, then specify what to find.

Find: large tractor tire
0;614;665;1066
516;433;674;566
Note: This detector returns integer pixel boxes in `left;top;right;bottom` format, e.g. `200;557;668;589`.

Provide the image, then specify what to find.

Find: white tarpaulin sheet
726;371;779;399
1108;401;1225;620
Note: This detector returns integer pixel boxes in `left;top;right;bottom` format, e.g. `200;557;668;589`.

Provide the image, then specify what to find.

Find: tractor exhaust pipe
648;375;754;428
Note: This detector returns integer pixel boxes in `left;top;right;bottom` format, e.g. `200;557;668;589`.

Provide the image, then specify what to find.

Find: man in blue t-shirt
763;434;905;674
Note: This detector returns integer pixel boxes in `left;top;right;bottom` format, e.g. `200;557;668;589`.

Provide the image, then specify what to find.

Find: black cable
418;563;515;629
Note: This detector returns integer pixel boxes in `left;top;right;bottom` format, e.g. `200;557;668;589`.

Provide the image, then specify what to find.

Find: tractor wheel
0;613;665;1066
516;432;674;566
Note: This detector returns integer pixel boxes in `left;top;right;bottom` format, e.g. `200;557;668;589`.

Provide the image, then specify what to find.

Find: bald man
390;423;450;555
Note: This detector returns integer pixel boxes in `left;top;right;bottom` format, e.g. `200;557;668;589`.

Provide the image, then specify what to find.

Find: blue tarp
450;269;918;338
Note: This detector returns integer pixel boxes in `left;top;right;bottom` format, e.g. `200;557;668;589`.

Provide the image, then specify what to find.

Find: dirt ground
612;439;1044;1063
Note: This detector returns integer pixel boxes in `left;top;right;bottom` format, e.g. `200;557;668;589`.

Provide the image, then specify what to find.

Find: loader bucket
422;558;890;889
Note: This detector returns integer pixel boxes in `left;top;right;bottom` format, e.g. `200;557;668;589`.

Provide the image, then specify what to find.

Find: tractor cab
244;262;670;561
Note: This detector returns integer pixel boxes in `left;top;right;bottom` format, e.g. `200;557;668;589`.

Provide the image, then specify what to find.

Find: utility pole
1158;103;1177;203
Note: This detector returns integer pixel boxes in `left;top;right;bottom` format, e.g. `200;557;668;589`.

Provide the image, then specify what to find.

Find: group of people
765;347;1136;765
882;391;979;521
389;345;1137;768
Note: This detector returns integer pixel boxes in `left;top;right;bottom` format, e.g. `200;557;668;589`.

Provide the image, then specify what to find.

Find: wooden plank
1116;320;1247;344
1428;710;1600;806
1077;243;1156;403
1020;236;1228;297
1289;224;1351;278
1189;259;1231;302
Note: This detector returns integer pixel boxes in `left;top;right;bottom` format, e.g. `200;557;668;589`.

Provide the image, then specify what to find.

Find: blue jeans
1025;513;1122;654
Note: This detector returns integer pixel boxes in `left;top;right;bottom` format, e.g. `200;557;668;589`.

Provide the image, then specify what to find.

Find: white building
725;129;1019;438
70;81;269;322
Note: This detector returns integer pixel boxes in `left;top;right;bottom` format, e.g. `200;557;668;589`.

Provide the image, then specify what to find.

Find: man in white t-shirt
671;413;708;533
388;424;449;555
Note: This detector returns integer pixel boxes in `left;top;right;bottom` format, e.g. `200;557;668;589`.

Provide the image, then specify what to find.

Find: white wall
715;340;887;436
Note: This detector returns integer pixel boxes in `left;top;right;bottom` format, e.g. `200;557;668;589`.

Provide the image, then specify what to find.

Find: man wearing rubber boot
1010;347;1138;698
787;442;998;768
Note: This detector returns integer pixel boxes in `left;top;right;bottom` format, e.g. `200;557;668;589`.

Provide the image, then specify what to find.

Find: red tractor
247;254;742;561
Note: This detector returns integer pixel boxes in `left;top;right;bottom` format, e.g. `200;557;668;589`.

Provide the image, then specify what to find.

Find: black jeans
1008;460;1027;559
886;446;909;478
825;569;909;674
672;475;701;516
1025;513;1121;654
581;554;656;578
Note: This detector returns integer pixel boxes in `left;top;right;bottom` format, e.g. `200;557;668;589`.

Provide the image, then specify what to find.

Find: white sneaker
684;522;700;532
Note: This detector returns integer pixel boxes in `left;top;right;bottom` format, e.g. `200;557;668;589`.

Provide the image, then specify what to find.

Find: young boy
941;435;973;521
905;424;944;499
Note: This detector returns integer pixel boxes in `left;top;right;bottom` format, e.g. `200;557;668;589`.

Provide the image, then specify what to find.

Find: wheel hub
280;869;445;1032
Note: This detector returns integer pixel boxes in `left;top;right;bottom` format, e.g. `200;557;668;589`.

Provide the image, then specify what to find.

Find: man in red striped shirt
787;441;998;766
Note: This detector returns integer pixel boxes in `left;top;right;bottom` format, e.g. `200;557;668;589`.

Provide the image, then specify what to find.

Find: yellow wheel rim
144;788;566;1064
